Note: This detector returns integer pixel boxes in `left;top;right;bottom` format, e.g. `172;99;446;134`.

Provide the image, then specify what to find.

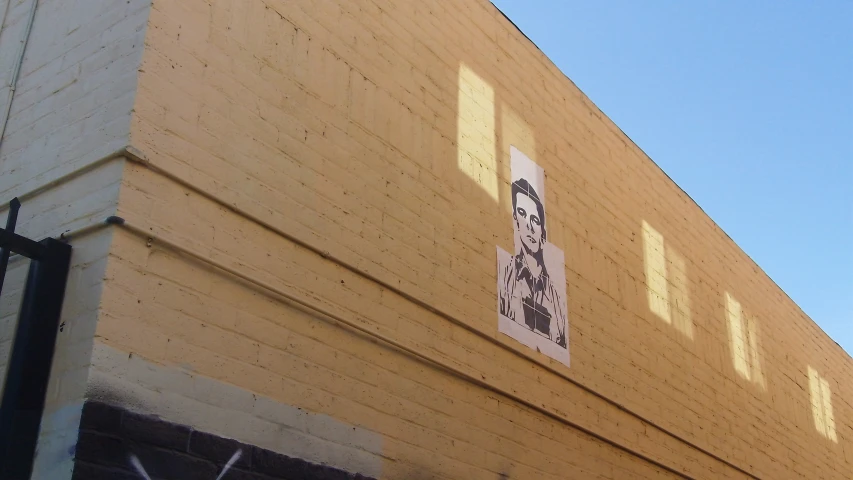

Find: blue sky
490;1;853;355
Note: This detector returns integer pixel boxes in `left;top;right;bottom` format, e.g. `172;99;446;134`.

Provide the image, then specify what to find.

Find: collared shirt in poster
498;251;567;348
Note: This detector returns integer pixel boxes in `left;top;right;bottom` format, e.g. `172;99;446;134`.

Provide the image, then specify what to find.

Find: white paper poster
497;146;570;367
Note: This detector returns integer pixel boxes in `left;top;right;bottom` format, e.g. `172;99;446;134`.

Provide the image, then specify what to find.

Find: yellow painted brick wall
93;0;853;477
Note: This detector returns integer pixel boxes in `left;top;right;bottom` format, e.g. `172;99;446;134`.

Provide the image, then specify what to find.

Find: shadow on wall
641;220;694;339
0;256;31;395
808;366;838;443
724;292;766;390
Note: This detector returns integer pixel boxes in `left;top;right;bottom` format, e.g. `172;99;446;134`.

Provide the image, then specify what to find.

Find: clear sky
490;1;853;355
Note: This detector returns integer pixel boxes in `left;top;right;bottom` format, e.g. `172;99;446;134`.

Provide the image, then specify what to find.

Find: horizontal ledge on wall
0;146;139;214
113;217;700;479
27;145;760;479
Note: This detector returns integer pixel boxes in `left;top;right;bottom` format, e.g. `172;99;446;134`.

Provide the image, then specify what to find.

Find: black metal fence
0;198;72;480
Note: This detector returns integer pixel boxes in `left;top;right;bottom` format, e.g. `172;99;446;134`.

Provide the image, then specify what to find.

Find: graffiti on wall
130;449;242;480
497;146;570;367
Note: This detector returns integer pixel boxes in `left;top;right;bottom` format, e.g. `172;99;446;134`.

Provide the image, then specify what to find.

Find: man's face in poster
513;186;545;256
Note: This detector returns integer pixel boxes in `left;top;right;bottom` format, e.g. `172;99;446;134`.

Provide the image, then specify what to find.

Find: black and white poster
497;146;570;367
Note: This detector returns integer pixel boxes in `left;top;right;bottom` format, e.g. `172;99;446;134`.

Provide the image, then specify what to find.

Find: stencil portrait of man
496;147;569;366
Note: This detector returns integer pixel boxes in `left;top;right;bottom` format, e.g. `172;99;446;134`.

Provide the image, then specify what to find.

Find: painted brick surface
0;0;150;478
0;158;125;480
46;0;853;478
72;401;374;480
107;0;853;478
84;342;385;477
0;0;149;202
96;223;684;479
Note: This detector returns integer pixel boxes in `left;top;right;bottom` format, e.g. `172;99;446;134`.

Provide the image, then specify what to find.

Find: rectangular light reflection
642;220;670;324
666;247;693;339
725;292;750;380
808;366;838;442
457;63;498;201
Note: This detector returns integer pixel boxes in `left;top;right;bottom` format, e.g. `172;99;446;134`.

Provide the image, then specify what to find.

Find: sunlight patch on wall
642;221;670;324
665;247;693;339
724;292;765;388
745;313;765;388
808;366;838;442
457;63;498;201
500;104;534;213
641;221;695;339
725;293;749;379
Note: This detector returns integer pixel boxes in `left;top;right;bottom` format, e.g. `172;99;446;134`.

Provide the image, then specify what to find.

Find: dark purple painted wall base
73;401;375;480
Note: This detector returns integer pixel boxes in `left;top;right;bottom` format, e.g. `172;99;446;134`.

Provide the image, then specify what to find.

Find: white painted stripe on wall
86;342;384;478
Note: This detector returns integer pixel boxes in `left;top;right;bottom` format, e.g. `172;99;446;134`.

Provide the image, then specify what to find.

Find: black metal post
0;197;21;300
0;238;72;480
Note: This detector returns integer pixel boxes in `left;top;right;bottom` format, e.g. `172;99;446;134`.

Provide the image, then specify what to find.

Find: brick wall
74;400;375;480
0;0;149;199
96;172;693;478
83;341;384;477
89;0;853;478
0;0;839;478
0;159;123;479
0;159;128;479
0;0;151;477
